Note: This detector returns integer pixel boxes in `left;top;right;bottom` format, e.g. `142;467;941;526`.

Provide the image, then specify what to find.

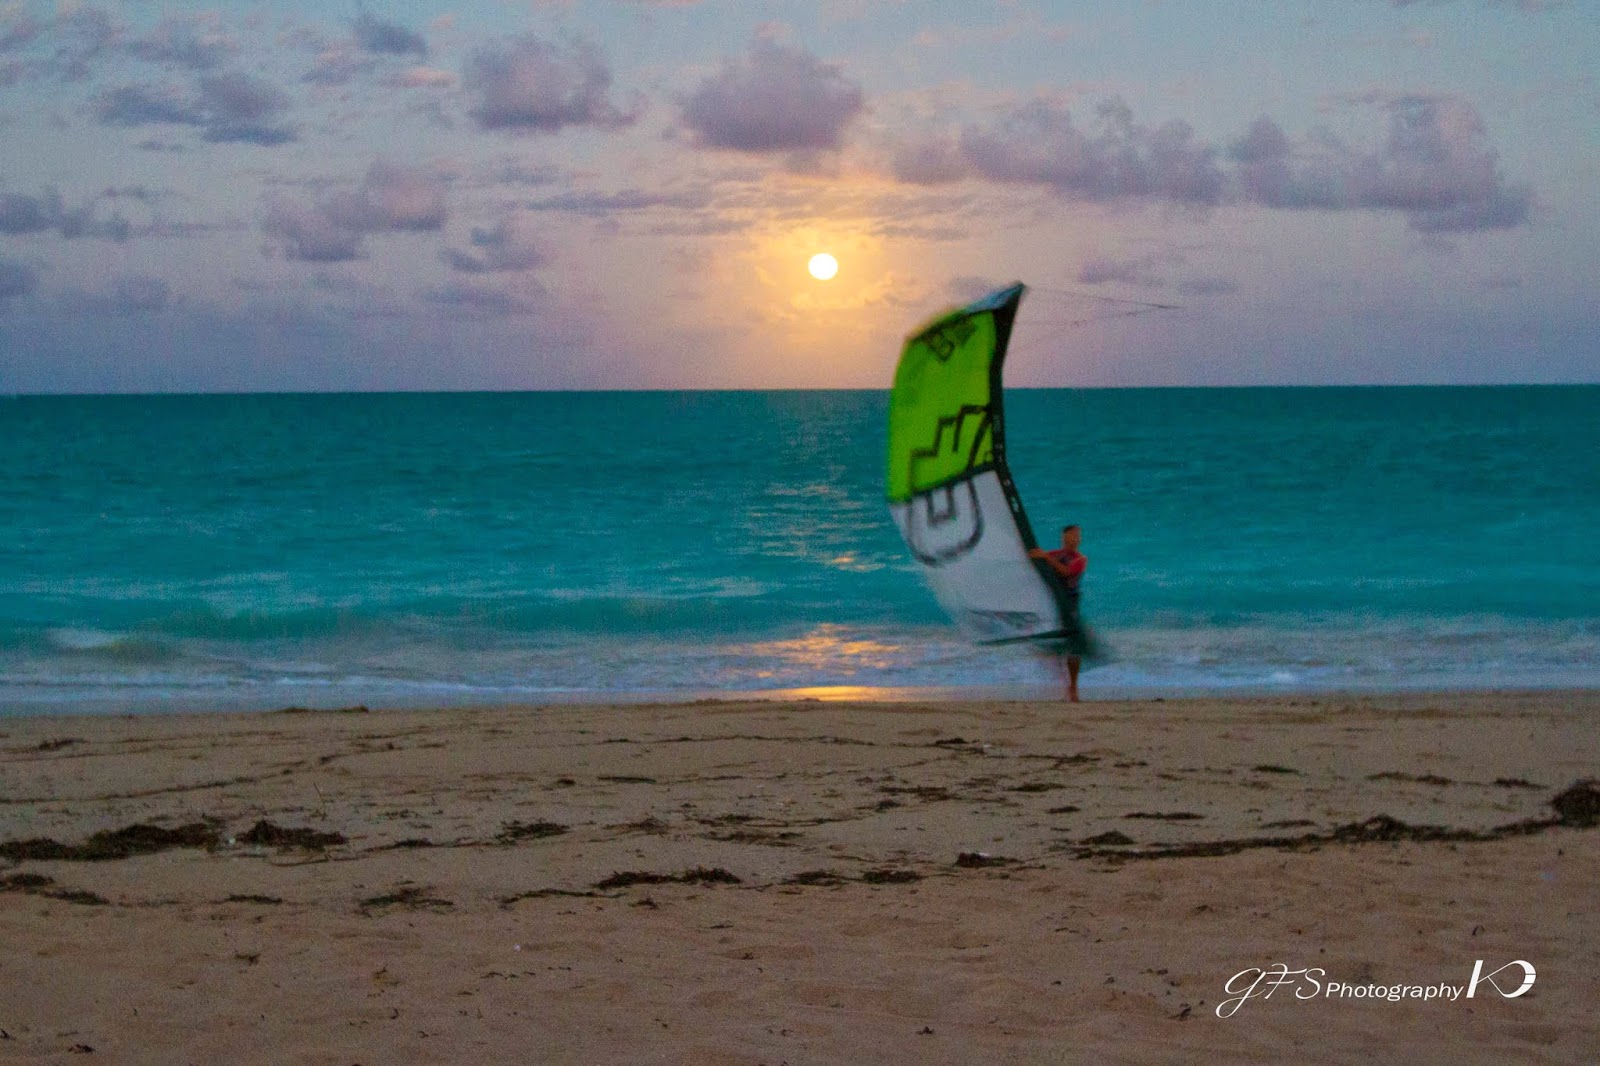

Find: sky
0;0;1595;392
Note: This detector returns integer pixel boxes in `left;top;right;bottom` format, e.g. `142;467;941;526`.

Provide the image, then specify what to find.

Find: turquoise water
2;387;1596;712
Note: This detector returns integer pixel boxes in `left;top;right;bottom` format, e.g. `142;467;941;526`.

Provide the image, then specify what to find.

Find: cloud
465;35;640;133
0;7;45;53
647;215;748;237
441;215;543;273
0;257;38;307
352;9;427;57
100;185;165;205
196;71;296;144
679;38;864;153
92;69;296;145
298;11;427;85
391;66;453;89
262;197;363;262
93;82;201;126
303;45;372;86
262;160;448;263
918;97;1225;205
524;188;713;216
1230;95;1530;232
1078;256;1159;286
340;161;449;231
73;273;170;314
0;191;51;234
49;4;119;81
484;161;563;187
0;189;129;240
420;282;539;318
126;14;237;70
892;92;1529;232
0;3;119;81
887;135;969;185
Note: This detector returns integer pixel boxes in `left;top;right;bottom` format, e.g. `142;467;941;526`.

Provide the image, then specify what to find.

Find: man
1028;524;1090;702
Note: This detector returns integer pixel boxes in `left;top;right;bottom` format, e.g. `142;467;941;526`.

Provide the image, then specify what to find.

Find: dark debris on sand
880;785;955;801
499;888;602;908
1069;779;1600;863
954;852;1015;869
593;867;742;890
238;820;346;850
0;822;219;862
359;885;454;913
1367;772;1454;786
496;820;567;844
1081;831;1135;846
1551;779;1600;827
615;816;670;835
706;828;802;846
1;872;108;906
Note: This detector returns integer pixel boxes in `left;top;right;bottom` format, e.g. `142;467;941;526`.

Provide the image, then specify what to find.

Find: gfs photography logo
1216;961;1536;1018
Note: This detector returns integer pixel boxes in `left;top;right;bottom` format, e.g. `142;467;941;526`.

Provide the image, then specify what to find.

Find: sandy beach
1;692;1597;1064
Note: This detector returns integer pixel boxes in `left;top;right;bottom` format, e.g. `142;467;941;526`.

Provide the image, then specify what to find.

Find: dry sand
1;692;1597;1064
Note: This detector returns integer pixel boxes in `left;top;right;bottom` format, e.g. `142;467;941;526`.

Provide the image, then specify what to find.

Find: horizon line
5;381;1598;399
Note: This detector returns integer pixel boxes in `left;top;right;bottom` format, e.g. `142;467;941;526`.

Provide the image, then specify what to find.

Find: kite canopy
885;282;1079;644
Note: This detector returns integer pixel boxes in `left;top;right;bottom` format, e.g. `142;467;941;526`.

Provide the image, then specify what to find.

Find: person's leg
1067;655;1081;702
1053;654;1074;701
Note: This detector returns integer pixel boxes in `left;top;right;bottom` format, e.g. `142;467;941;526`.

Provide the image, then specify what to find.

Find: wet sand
2;692;1597;1063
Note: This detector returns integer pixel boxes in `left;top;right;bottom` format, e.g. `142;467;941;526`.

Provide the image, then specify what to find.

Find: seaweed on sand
593;867;741;890
0;822;219;862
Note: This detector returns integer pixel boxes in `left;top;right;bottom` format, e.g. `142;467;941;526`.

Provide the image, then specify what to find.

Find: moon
807;253;839;281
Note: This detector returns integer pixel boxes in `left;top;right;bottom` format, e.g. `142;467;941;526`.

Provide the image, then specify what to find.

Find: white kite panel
890;469;1065;643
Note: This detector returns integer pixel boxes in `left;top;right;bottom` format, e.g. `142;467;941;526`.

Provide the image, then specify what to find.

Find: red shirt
1043;548;1086;591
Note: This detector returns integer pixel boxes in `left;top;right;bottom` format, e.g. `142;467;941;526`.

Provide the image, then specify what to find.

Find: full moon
807;253;839;281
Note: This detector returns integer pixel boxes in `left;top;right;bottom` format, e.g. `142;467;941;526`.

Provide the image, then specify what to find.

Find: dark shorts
1036;600;1101;660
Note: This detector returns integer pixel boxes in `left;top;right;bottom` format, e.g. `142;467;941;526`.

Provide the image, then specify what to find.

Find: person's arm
1028;550;1086;580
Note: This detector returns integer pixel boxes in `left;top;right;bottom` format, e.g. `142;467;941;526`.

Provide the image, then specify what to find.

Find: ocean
2;387;1596;714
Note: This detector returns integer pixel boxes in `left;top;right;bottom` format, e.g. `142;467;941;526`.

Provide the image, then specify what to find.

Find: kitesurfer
1028;525;1091;702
